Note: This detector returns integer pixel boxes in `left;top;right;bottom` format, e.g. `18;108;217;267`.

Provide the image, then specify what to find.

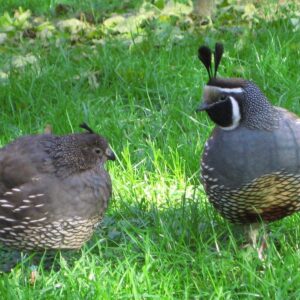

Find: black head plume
198;42;224;81
214;43;224;77
79;122;95;134
198;46;212;79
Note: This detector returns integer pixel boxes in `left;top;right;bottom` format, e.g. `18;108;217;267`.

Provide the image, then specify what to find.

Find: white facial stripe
216;87;244;93
220;96;241;131
230;96;241;124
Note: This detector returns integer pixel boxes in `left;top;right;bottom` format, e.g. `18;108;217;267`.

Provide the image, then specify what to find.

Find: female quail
0;123;115;250
196;43;300;250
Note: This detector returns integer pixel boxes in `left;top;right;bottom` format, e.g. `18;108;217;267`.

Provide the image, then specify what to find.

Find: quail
0;123;115;251
196;43;300;252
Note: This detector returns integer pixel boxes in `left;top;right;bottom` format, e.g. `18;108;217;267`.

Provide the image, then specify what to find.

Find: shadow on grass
1;193;289;273
0;193;232;272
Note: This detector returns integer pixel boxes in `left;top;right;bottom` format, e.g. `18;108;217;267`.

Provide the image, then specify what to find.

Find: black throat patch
207;99;233;127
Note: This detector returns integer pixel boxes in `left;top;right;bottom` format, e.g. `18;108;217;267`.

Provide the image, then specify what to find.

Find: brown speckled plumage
0;126;115;250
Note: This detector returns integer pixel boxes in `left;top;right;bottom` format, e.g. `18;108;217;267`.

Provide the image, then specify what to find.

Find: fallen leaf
37;28;54;40
0;71;9;85
11;54;38;69
103;15;126;29
162;0;193;17
36;21;55;40
103;3;158;35
14;8;31;23
13;8;31;30
57;18;88;34
88;72;100;89
242;4;257;21
0;33;7;44
0;12;14;32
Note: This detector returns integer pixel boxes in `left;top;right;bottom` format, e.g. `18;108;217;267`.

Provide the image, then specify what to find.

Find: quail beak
196;102;212;112
105;148;116;161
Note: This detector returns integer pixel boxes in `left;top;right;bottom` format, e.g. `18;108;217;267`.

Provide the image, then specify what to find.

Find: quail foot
196;43;300;258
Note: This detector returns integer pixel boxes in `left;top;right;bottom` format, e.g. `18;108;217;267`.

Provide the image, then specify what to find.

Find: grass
1;1;300;299
0;0;144;17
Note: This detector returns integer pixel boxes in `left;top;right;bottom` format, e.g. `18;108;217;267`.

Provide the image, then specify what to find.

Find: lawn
1;0;300;299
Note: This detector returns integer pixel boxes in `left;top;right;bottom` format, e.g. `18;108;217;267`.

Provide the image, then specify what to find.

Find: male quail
0;123;115;250
196;43;300;250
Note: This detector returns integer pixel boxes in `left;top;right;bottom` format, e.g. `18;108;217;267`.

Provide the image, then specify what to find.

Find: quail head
196;43;300;252
0;123;115;250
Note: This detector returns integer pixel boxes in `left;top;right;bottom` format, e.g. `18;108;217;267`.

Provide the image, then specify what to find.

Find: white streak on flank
0;216;16;222
28;195;36;199
19;205;30;209
35;204;45;207
4;192;13;195
216;87;244;93
1;204;14;208
12;188;21;192
204;141;210;150
36;194;45;197
0;200;8;203
23;199;31;203
220;96;241;131
29;217;47;223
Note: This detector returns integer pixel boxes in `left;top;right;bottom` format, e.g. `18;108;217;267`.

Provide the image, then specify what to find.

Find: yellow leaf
14;8;31;23
11;54;38;69
0;33;7;44
242;4;257;20
57;18;88;34
0;71;9;85
103;15;126;28
162;0;193;17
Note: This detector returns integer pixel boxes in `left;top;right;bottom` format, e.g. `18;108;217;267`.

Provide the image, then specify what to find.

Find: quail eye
220;95;227;101
94;148;103;155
